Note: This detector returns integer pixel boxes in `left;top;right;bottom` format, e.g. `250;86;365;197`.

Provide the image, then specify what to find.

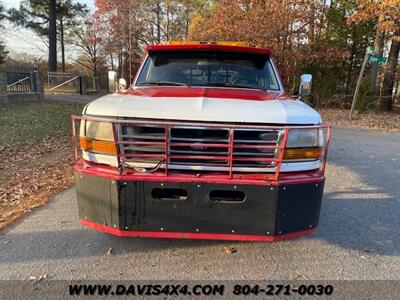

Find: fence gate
47;72;83;95
0;65;37;94
86;76;99;93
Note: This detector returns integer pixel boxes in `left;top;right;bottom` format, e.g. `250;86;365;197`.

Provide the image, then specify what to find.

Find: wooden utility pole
349;48;370;120
48;0;57;72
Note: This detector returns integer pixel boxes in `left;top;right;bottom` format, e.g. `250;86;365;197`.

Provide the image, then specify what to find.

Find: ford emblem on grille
190;144;208;150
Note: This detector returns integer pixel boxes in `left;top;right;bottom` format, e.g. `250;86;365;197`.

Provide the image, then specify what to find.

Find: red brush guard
71;115;331;183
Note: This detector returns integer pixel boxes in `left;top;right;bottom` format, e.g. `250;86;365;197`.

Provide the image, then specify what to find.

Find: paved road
0;127;399;280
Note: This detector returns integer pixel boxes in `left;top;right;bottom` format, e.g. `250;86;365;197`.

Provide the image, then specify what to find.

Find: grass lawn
0;101;84;149
0;100;85;230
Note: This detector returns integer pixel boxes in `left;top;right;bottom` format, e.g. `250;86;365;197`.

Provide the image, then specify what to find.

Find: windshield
135;51;281;91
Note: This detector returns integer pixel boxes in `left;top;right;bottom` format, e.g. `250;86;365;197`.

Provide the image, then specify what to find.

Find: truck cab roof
146;42;273;57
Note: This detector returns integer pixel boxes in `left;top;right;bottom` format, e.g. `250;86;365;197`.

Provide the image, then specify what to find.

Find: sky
1;0;95;60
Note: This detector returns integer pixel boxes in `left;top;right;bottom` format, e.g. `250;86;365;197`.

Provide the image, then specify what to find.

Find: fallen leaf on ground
292;271;310;280
29;274;48;282
38;274;48;281
318;108;400;132
224;246;237;254
0;135;75;231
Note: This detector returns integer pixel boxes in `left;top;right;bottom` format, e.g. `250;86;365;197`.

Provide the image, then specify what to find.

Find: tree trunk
156;1;161;44
92;43;98;78
129;15;132;82
109;52;114;70
309;2;315;44
370;15;385;94
316;0;327;42
380;33;400;111
345;33;357;94
118;50;123;78
185;7;189;39
48;0;57;72
93;58;97;78
165;2;170;41
60;18;65;73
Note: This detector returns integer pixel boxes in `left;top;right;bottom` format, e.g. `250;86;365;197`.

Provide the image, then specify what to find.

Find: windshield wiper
140;80;188;86
204;83;265;90
226;84;264;90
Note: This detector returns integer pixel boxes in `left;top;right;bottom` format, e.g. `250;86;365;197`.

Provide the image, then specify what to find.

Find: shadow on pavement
0;228;232;264
316;128;400;256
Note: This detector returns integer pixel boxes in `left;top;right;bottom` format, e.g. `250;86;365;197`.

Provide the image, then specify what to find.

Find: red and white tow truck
72;41;331;242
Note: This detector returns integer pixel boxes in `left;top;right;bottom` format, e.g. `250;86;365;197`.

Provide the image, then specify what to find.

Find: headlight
284;128;325;160
79;121;116;155
286;129;319;148
83;121;114;141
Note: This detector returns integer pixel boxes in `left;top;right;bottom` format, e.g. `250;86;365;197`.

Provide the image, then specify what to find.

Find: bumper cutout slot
152;188;188;201
209;190;246;203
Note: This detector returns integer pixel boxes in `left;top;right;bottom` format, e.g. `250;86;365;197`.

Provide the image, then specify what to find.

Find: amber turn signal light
283;147;323;160
80;137;117;155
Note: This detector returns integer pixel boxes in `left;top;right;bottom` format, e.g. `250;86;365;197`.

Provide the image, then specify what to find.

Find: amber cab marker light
167;41;249;47
80;137;117;155
283;147;323;160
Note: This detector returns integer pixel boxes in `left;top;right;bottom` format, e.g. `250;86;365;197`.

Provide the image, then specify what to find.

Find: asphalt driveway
0;127;399;280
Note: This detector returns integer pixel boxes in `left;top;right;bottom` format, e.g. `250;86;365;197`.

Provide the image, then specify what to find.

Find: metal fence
86;77;99;93
0;65;38;94
47;72;81;94
47;72;99;94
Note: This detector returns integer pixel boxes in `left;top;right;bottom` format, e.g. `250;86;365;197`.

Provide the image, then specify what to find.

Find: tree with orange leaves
188;0;365;104
350;0;400;111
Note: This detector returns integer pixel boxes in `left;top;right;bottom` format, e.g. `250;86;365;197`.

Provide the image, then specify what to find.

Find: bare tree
71;16;103;77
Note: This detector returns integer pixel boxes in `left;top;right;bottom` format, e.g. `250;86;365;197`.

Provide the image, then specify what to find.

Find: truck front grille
72;115;331;179
119;122;282;172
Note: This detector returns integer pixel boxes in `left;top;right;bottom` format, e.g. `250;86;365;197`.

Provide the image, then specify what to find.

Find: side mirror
118;78;127;92
299;74;312;96
108;71;118;93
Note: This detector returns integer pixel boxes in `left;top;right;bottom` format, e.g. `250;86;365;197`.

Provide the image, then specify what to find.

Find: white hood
84;92;321;125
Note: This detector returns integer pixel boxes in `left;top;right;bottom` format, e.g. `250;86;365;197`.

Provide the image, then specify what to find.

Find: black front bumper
75;172;324;240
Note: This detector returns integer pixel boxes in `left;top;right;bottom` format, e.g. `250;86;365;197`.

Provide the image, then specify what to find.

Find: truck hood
85;87;322;124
